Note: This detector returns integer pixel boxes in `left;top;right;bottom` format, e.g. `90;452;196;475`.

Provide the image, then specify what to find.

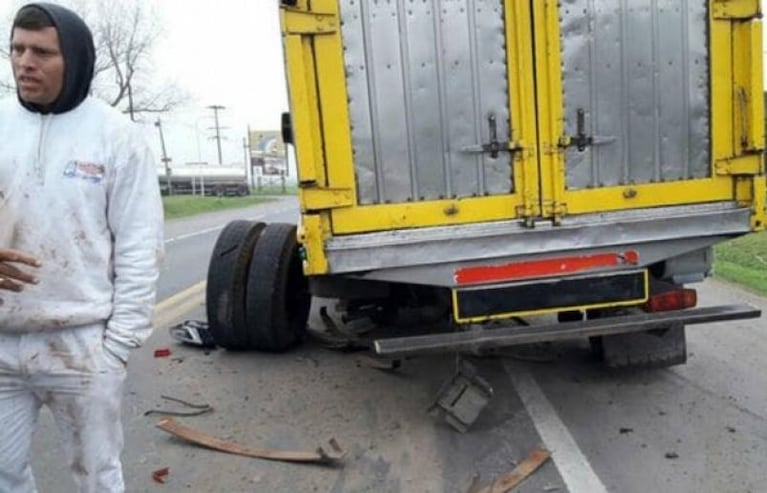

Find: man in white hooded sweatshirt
0;3;164;492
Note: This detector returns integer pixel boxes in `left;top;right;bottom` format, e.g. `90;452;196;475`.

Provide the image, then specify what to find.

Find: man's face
10;26;65;106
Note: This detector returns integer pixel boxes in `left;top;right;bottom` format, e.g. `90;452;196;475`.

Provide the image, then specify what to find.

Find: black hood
14;3;95;114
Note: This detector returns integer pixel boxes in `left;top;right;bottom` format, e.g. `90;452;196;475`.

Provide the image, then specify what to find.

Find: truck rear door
533;0;765;228
282;0;542;234
282;0;765;238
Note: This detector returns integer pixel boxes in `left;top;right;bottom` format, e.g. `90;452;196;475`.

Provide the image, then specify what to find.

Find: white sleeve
104;125;165;362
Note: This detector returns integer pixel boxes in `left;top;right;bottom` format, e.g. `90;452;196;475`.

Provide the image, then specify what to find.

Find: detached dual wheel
206;220;265;350
245;223;311;351
206;221;311;351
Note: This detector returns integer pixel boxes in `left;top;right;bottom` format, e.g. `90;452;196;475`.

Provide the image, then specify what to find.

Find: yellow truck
206;0;764;368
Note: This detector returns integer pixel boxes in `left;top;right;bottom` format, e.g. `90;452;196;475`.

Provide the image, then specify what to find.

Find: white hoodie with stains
0;96;164;363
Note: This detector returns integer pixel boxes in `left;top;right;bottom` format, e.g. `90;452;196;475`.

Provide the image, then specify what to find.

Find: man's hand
0;248;41;292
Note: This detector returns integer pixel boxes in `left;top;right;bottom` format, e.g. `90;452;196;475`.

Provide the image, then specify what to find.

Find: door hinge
712;0;762;20
300;186;354;211
282;7;337;35
542;201;567;225
715;154;764;176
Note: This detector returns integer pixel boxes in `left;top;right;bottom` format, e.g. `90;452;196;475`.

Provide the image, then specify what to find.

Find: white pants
0;324;127;493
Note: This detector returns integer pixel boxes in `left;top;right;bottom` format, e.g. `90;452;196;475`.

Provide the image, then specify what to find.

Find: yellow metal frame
283;0;541;240
533;0;765;227
451;270;650;324
282;0;766;274
281;1;336;274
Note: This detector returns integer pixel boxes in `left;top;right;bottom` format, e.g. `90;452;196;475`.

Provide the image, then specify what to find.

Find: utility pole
207;105;226;165
154;118;172;195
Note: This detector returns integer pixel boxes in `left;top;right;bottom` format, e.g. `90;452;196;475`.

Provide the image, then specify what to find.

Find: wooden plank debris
155;417;345;465
476;448;551;493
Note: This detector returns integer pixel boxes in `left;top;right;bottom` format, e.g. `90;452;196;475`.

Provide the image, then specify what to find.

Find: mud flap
597;323;687;369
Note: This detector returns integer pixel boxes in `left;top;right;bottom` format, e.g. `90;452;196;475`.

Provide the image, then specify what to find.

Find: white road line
163;207;296;244
505;363;609;493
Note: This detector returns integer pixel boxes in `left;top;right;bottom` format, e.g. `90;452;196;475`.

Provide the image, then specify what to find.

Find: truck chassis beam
373;305;761;358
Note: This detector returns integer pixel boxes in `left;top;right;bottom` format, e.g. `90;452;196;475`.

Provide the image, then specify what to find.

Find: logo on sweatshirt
63;161;106;184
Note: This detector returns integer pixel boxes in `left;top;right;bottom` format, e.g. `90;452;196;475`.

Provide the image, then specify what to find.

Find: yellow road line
153;281;206;329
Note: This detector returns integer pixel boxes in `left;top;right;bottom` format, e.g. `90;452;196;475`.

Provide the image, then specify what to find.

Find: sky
150;0;289;168
0;1;766;170
0;0;290;169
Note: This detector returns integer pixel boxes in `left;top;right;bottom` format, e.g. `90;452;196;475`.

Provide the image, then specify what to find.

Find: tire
245;223;311;351
206;220;265;349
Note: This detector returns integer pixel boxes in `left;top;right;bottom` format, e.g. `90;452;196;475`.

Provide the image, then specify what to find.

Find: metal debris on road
309;306;370;351
429;360;493;433
665;452;679;459
474;448;551;493
169;320;217;348
155;417;346;465
151;467;170;484
144;395;213;417
619;427;634;434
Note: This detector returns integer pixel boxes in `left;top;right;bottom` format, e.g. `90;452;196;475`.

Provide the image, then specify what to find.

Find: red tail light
643;289;697;313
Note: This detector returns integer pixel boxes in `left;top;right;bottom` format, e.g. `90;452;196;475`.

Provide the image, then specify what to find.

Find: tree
0;0;186;119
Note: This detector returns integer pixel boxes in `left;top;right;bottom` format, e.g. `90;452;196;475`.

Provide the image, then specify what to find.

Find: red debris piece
152;467;170;484
154;348;172;358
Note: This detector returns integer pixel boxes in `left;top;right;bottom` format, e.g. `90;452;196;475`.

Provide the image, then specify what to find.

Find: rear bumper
373;304;761;357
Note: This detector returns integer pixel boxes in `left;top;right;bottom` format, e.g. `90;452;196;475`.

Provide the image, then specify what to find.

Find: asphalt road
31;198;767;493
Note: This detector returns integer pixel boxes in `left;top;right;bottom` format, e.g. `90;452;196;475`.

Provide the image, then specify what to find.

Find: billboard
249;130;287;176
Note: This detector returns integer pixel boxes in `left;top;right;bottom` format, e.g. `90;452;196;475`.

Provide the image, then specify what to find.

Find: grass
162;194;274;220
251;185;298;195
713;231;767;295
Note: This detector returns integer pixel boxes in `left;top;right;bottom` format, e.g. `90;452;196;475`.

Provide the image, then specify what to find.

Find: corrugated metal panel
340;0;512;205
560;0;710;189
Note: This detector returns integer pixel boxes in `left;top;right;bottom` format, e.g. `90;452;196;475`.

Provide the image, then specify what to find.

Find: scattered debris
543;485;561;492
151;467;170;484
154;348;172;358
473;448;551;493
145;395;213;417
355;354;401;371
429;360;493;433
308;306;370;352
619;427;634;434
726;426;736;433
155;417;345;465
665;452;679;460
169;320;217;348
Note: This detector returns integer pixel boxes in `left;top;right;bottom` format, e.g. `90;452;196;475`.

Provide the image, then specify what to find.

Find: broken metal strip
373;304;761;357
